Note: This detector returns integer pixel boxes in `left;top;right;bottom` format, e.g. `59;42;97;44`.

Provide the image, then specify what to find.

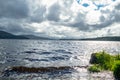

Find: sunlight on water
0;40;119;80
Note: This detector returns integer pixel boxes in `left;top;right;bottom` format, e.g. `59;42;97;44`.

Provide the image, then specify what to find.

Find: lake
0;39;120;80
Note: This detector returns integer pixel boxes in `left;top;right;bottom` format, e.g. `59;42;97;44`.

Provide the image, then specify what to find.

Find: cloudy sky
0;0;120;39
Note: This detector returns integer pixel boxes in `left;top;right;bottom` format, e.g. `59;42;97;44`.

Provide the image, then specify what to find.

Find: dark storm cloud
115;2;120;10
0;18;36;35
47;3;61;22
30;5;46;23
0;0;29;19
66;21;89;31
98;4;120;27
0;0;36;35
66;13;90;31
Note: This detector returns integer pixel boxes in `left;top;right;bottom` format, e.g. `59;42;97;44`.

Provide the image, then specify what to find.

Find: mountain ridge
0;30;28;39
80;36;120;41
20;35;52;40
0;30;120;41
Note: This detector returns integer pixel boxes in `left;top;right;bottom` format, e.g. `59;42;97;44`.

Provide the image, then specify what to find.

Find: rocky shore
89;71;114;80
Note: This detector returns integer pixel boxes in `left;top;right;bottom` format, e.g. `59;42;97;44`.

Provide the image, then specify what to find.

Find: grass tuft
89;51;120;79
88;65;101;72
113;61;120;79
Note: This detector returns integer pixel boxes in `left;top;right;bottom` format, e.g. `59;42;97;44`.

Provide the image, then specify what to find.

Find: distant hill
80;36;120;41
59;36;120;41
20;35;52;40
0;30;120;41
0;31;28;39
0;30;52;40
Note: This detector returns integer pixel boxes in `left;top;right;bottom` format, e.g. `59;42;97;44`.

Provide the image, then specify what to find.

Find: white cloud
85;10;102;25
0;0;119;39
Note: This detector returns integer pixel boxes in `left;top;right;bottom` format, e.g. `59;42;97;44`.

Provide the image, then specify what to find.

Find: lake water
0;40;120;80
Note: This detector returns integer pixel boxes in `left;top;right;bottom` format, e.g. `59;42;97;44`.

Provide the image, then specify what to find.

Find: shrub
89;51;114;70
115;53;120;60
113;62;120;80
89;51;120;79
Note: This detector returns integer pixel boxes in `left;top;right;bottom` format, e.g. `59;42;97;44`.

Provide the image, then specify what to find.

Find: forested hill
80;36;120;41
0;31;28;39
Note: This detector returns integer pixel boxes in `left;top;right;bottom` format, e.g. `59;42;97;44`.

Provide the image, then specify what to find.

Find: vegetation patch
113;62;120;80
88;65;101;72
88;51;120;80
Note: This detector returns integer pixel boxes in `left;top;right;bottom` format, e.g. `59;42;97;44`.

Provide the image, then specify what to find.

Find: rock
89;53;98;64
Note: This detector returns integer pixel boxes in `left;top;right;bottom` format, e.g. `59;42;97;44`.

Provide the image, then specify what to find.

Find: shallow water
0;39;120;80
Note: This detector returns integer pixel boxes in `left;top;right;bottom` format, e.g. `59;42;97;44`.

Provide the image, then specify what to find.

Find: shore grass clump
114;53;120;60
88;65;101;72
89;51;114;71
89;51;120;79
113;61;120;80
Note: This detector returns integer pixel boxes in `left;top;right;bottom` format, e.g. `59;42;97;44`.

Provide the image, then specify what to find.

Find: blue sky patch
82;3;89;7
112;0;116;1
92;2;106;10
96;4;105;10
77;0;81;4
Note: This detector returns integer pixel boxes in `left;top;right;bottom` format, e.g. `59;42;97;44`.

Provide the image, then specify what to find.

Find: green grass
114;53;120;60
88;65;101;72
113;62;120;79
88;51;120;79
89;51;115;71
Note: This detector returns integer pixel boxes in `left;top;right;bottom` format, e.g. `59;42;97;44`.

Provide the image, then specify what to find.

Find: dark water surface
0;39;120;80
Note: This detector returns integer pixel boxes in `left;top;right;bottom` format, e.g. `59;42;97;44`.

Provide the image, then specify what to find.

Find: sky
0;0;120;39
